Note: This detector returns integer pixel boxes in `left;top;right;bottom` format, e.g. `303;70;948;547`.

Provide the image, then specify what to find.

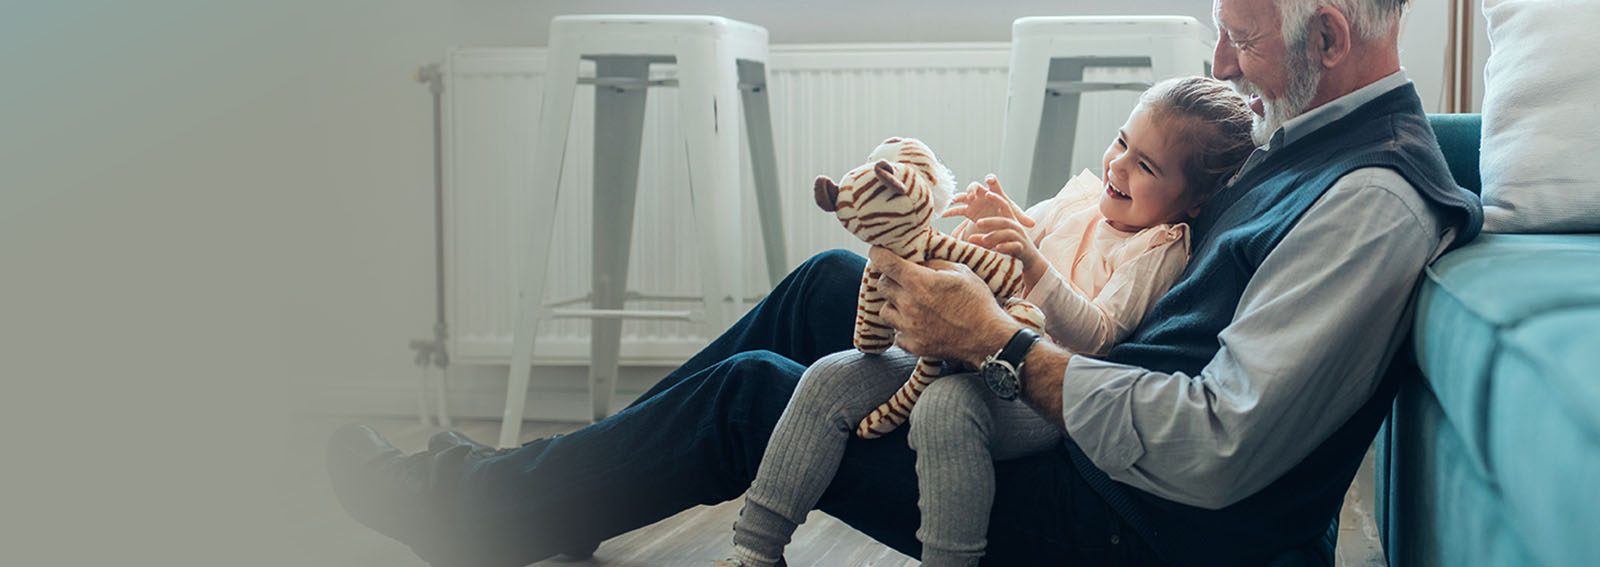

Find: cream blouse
963;170;1191;357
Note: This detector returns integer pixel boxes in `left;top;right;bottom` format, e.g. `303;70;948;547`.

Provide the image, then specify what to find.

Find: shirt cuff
1060;355;1147;473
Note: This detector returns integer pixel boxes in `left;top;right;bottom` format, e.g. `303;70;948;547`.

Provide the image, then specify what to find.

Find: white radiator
443;43;1149;365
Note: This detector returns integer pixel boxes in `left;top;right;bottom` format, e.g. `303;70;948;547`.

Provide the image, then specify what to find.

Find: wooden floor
282;416;1385;566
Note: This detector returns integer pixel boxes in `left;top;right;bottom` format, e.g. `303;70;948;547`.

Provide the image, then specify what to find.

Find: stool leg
500;44;581;449
414;367;434;427
737;59;788;287
1000;42;1053;208
1033;59;1084;207
587;58;652;422
433;364;452;428
676;45;745;334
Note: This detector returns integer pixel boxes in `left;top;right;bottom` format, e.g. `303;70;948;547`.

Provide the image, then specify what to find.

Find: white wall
1401;1;1491;113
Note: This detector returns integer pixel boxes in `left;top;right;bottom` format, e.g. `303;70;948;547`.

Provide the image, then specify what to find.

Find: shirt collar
1274;69;1411;148
1234;69;1411;179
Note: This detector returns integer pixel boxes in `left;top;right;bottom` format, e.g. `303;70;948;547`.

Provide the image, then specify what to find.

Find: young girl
715;76;1255;567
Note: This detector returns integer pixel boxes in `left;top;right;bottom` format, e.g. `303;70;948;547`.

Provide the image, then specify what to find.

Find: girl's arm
1026;227;1189;356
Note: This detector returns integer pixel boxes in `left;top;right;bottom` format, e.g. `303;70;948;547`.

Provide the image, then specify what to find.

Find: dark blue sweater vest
1069;84;1483;565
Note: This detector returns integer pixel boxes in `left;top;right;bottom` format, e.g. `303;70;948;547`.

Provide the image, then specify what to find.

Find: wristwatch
980;328;1040;400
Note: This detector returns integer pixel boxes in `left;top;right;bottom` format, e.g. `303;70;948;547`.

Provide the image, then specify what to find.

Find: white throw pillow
1480;0;1600;233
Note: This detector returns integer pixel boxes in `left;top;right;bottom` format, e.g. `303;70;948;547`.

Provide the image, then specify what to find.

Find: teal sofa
1375;114;1600;566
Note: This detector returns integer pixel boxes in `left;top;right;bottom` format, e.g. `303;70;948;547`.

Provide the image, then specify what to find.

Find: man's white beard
1234;45;1323;146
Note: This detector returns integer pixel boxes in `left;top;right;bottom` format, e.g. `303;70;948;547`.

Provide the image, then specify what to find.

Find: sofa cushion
1479;0;1600;232
1412;233;1600;473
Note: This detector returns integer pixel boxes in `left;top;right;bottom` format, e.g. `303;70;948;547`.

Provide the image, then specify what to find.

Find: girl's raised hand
978;175;1034;227
942;175;1036;228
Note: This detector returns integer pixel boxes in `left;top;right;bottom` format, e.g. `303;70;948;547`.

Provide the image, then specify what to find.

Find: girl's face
1098;103;1203;232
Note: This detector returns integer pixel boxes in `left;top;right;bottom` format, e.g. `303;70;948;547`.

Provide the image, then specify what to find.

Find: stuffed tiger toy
814;137;1047;439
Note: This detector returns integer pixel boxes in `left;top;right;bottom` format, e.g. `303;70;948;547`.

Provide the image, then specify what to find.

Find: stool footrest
548;307;699;321
546;292;717;308
1046;80;1152;94
577;76;767;93
579;76;678;90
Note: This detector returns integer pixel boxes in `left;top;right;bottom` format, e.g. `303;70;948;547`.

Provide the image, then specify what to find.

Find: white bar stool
500;15;787;447
999;16;1215;207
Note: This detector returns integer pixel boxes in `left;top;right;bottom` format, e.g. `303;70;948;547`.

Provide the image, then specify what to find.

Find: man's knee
700;351;804;405
787;249;866;290
716;350;802;384
801;249;866;274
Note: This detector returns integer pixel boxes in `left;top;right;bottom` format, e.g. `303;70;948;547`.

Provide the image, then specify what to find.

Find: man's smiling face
1212;0;1324;145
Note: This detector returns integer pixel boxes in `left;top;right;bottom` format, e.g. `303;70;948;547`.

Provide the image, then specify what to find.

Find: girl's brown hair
1138;76;1256;205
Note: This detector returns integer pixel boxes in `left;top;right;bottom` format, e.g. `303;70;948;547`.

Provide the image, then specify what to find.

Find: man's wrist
980;327;1040;401
967;321;1023;367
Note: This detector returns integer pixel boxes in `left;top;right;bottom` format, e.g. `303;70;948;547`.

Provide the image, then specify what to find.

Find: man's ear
1311;6;1352;69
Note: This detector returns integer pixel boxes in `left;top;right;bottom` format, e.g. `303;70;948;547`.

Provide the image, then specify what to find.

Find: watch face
982;361;1020;400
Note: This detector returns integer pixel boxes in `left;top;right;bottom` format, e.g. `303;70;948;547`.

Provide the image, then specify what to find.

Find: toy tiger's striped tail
856;357;944;438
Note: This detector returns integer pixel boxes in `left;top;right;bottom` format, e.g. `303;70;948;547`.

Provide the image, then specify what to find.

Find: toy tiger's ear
814;175;840;212
873;160;906;194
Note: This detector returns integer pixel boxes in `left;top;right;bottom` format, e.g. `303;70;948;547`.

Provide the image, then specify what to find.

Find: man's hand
871;246;1071;427
869;246;1018;367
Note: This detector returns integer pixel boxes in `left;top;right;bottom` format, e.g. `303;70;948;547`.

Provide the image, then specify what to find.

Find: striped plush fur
814;137;1047;439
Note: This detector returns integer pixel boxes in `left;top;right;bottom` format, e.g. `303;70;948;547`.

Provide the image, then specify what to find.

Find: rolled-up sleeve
1057;168;1449;509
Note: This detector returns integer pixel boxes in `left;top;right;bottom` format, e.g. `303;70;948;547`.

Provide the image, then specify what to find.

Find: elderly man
328;0;1481;564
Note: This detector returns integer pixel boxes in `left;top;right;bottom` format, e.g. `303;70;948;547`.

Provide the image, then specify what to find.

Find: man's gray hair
1279;0;1407;48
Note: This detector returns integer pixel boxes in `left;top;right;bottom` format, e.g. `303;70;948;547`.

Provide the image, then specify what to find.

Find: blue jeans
420;250;1161;566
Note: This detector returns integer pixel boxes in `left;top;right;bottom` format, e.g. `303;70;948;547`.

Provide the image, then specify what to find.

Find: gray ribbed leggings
731;348;1063;567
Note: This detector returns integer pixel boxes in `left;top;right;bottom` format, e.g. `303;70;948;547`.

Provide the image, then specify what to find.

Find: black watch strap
997;327;1041;368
